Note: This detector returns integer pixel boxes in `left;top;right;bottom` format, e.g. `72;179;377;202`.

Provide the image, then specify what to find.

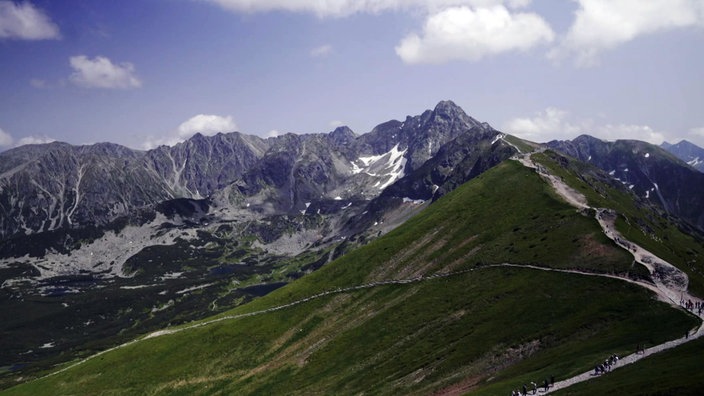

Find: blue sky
1;0;703;150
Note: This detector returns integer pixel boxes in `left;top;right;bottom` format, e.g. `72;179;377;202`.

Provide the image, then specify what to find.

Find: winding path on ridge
514;152;704;394
38;152;703;393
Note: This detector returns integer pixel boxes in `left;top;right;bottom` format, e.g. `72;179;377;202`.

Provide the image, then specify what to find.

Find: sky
1;0;703;151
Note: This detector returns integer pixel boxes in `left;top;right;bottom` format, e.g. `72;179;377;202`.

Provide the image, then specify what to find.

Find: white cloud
177;114;236;137
16;135;55;146
0;1;60;40
395;5;554;63
142;114;237;149
310;44;333;58
690;127;704;138
329;120;345;128
205;0;532;18
69;55;142;89
0;126;12;147
503;107;581;142
503;107;666;144
595;123;666;145
550;0;704;66
0;127;55;148
266;129;282;138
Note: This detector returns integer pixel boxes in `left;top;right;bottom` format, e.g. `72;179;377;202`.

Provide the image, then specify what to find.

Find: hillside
4;158;700;395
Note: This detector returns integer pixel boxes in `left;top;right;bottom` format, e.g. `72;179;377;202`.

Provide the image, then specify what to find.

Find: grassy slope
3;160;698;395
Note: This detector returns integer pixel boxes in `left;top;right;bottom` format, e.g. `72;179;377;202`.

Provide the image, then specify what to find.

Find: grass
3;160;699;395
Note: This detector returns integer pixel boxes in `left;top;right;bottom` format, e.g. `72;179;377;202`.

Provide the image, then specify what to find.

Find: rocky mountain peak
433;100;462;116
431;100;482;130
329;126;356;146
661;140;704;172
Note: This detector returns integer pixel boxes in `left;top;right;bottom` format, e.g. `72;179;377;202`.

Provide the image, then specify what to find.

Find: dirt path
513;153;704;394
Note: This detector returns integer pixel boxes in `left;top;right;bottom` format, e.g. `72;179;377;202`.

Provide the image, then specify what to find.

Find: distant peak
433;100;463;115
331;125;355;136
574;134;605;143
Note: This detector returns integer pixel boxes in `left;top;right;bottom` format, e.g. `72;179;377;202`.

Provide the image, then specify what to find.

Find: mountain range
662;139;704;172
1;101;704;394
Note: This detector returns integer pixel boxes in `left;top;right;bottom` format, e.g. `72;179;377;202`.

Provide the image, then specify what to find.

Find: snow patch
491;133;505;145
39;342;55;349
176;283;215;295
402;197;425;205
161;272;184;280
644;153;650;158
120;284;156;290
352;144;408;190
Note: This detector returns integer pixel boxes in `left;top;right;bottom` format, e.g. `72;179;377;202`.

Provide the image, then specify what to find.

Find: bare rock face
0;100;511;242
0;142;173;237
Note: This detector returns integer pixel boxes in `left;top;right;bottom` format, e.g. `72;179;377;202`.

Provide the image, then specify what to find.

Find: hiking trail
513;152;703;394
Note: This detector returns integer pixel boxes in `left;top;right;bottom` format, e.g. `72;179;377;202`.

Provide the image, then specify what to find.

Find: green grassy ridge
4;268;695;396
4;159;697;394
554;333;704;395
532;151;704;295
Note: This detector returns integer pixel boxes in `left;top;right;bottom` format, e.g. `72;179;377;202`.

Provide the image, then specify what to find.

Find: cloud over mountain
504;107;666;144
143;114;237;149
0;126;12;147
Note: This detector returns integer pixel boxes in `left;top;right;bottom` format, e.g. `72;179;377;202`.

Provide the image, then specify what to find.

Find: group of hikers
681;298;703;316
510;375;554;395
593;354;620;375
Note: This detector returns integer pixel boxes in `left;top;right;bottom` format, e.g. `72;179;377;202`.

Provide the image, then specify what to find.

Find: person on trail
543;379;549;391
550;375;555;387
531;381;537;394
523;384;527;395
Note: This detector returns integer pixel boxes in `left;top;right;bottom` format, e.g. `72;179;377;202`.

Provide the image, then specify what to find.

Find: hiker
531;381;537;394
543;379;549;391
550;375;555;387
